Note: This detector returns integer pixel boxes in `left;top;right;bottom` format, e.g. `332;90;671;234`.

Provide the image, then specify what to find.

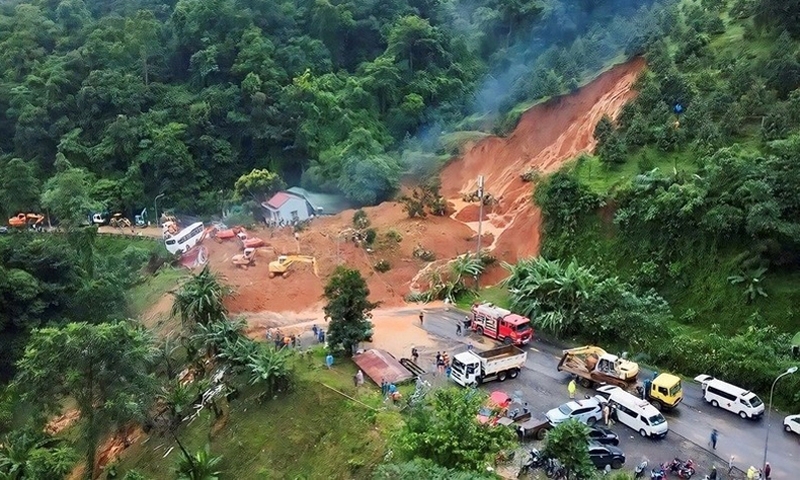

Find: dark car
588;426;619;446
588;442;625;469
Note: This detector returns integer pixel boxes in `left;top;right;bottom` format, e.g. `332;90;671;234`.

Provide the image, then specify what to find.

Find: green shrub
374;259;391;272
353;209;370;229
385;229;402;243
364;228;377;245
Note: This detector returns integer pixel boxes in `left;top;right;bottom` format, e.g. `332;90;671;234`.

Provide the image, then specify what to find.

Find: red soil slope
193;59;644;315
441;58;645;265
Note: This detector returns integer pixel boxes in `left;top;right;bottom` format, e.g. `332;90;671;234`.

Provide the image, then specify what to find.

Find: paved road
414;307;798;479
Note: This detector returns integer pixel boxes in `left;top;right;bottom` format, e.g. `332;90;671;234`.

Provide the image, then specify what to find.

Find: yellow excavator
268;255;318;278
231;248;258;269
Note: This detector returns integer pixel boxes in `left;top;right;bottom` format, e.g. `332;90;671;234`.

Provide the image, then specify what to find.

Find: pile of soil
209;201;478;314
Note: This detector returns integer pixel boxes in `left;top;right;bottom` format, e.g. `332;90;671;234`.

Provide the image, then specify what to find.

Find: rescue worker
568;379;577;399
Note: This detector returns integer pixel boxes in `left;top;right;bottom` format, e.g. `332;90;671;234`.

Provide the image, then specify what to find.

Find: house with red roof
261;191;312;226
261;187;356;226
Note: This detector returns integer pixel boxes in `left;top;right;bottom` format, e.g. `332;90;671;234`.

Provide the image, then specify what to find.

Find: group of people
265;328;299;349
380;378;400;401
311;324;326;343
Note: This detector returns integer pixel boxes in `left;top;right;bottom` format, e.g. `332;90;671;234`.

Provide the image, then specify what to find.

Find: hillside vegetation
515;0;800;406
0;0;673;221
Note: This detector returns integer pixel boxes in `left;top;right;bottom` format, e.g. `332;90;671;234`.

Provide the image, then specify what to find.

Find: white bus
165;222;205;255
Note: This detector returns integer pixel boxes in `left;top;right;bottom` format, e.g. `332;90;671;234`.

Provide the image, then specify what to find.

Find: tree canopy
395;387;516;471
15;322;155;479
0;0;670;217
323;266;377;354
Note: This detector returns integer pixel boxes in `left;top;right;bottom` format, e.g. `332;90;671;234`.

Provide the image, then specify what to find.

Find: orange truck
469;302;534;346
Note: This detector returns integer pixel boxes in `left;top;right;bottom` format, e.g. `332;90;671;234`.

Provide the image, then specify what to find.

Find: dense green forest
0;0;673;218
516;0;800;406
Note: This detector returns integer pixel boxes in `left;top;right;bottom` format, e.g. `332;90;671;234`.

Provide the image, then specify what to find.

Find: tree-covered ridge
527;0;800;405
0;0;670;215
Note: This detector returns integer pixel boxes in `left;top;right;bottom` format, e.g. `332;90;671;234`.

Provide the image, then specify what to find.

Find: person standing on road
602;403;610;425
568;379;577;399
709;429;718;450
708;465;717;480
728;456;735;476
411;347;419;363
746;466;757;480
763;462;771;480
456;322;462;336
419;311;424;325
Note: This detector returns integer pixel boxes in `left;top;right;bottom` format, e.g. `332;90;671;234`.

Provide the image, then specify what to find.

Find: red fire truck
470;303;534;346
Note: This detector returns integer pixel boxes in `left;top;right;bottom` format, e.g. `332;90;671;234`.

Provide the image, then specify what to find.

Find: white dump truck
451;345;527;387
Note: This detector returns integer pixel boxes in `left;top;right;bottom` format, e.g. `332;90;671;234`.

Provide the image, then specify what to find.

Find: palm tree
175;445;222;480
153;334;182;379
247;347;293;396
192;318;246;359
158;381;196;430
0;429;72;480
171;266;228;327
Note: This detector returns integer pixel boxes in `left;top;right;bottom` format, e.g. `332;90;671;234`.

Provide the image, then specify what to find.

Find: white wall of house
264;196;310;225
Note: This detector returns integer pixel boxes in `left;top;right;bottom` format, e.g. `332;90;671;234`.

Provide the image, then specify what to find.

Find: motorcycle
545;458;567;479
518;448;546;475
651;465;666;480
667;458;695;479
635;460;648;479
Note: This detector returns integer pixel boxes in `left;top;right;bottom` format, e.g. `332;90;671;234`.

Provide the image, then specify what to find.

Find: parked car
588;426;620;446
546;397;605;426
588;442;626;469
784;414;800;434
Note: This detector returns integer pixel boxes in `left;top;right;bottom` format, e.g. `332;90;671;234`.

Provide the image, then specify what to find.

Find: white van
694;374;765;420
165;222;205;254
596;385;669;439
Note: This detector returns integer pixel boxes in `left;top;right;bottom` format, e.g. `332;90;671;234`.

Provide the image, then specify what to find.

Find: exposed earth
168;58;646;322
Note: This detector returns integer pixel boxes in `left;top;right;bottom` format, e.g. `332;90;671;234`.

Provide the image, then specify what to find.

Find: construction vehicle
633;373;683;411
8;213;46;231
450;344;527;387
91;212;109;225
231;248;258;269
557;346;639;389
109;213;132;229
268;255;318;278
469;302;534;346
134;208;148;227
162;221;180;237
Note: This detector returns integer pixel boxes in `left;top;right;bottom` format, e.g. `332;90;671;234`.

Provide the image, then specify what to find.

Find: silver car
546;397;606;426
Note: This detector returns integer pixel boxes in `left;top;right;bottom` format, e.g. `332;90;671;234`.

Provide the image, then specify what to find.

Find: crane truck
451;345;527;387
557;345;683;410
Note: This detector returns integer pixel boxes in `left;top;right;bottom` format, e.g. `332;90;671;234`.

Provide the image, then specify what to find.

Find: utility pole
475;175;485;290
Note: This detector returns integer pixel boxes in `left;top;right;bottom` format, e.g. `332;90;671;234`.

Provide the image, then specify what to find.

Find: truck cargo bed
477;344;525;360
